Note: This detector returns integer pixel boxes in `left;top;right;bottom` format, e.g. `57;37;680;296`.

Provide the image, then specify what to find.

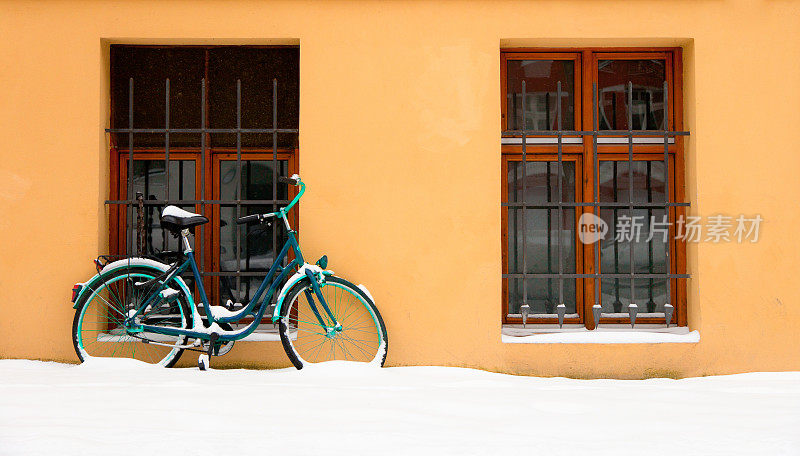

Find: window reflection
506;60;575;131
598;60;666;131
128;160;196;254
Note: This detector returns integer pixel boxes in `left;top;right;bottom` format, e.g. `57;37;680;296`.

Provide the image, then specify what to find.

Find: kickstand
199;333;219;371
208;332;219;358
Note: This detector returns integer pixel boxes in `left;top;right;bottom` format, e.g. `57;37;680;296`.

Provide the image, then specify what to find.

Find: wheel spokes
78;273;188;365
287;282;381;364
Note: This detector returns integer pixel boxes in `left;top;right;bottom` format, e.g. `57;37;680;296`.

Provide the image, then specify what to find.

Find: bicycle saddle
160;205;209;232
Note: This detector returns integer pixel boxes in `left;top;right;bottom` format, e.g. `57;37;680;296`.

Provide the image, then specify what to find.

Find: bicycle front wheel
72;266;191;367
278;276;388;369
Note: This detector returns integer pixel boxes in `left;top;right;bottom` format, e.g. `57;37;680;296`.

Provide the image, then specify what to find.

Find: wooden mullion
581;50;595;329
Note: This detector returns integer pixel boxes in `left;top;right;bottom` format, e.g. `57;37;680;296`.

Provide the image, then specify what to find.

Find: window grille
502;81;690;328
105;77;299;308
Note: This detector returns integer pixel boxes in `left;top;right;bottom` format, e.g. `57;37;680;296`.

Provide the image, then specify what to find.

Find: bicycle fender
271;263;334;322
72;257;195;309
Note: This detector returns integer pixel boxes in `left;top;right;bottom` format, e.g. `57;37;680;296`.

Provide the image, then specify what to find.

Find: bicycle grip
236;214;262;225
278;175;299;186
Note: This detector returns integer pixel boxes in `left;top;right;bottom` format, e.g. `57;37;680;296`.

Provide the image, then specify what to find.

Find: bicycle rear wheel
278;276;388;369
72;266;191;367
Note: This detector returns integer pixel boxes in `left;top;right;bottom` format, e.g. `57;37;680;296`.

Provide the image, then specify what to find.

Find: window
501;48;688;329
109;45;299;311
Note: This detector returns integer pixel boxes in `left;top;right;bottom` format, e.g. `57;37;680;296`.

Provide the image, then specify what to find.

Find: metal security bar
105;77;298;306
502;81;690;328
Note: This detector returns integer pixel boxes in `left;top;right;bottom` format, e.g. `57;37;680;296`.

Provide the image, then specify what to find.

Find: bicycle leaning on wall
69;175;388;370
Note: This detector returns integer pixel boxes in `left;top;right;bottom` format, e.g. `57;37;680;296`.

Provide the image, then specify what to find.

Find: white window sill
501;325;699;344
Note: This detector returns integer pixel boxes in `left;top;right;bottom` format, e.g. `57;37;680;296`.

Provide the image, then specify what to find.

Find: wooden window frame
501;48;687;329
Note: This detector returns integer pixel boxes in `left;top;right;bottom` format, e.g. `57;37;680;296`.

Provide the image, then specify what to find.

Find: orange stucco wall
1;0;798;377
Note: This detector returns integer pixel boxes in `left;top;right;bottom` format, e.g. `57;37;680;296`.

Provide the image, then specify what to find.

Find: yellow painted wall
1;0;799;378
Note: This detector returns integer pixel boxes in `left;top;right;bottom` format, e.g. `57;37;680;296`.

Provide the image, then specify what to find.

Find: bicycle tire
278;276;388;369
72;266;191;367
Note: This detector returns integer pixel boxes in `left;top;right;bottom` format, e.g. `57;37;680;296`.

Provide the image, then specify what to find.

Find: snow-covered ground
1;360;798;456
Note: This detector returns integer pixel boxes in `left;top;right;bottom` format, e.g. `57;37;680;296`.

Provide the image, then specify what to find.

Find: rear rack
93;252;183;272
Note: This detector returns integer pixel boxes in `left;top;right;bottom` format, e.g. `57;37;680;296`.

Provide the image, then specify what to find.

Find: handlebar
278;175;299;186
281;174;304;213
235;174;304;225
235;213;275;225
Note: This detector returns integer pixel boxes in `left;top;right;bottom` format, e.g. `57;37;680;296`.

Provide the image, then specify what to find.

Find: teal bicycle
70;175;388;370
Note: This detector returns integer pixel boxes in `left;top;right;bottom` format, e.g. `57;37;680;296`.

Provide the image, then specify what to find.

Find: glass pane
507;161;575;204
126;160;196;255
506;60;575;131
506;161;577;316
599;161;666;203
218;276;271;308
598;59;666;130
219;204;287;271
111;47;205;147
219;160;288;201
218;159;289;304
598;160;669;314
209;47;299;148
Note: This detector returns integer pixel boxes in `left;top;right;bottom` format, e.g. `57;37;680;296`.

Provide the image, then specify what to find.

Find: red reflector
71;284;82;303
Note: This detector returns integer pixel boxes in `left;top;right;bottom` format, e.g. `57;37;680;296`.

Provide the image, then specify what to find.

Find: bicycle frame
124;185;339;343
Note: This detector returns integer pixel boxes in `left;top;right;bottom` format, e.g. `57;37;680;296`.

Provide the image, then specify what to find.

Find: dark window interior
111;46;299;148
209;47;299;148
